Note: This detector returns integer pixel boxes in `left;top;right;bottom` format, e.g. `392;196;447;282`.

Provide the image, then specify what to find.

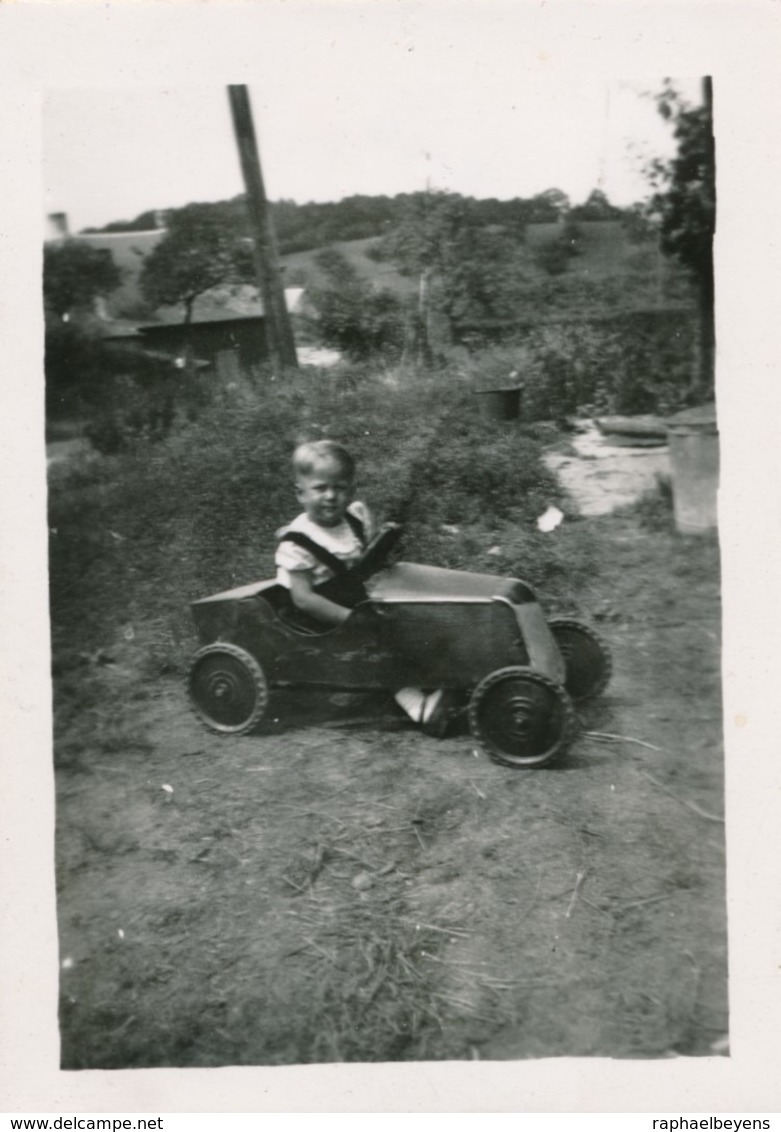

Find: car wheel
188;643;268;735
469;666;574;768
548;618;612;702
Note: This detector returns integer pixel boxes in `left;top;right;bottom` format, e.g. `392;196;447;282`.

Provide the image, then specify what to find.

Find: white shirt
275;501;374;589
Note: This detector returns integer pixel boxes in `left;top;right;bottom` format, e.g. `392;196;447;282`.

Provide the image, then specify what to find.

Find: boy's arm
288;569;350;626
350;499;375;542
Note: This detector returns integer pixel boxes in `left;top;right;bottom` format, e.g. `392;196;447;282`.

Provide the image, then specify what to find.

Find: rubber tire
188;643;269;735
468;666;574;769
548;618;612;702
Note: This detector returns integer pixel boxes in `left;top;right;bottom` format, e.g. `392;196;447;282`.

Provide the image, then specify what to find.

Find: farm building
102;286;309;380
94;284;314;382
45;214;310;377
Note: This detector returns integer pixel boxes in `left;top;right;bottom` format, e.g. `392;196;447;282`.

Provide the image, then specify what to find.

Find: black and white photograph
2;0;781;1116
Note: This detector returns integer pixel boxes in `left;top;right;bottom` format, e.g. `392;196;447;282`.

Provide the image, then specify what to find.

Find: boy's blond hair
292;440;355;480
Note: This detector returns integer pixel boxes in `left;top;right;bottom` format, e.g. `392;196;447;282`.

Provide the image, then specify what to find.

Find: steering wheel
354;522;404;579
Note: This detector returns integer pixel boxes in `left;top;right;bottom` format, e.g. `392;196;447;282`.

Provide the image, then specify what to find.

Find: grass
49;360;604;1065
55;630;727;1066
617;473;675;532
50;353;726;1068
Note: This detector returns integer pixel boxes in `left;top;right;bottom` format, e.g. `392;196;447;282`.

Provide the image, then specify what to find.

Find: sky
41;9;703;234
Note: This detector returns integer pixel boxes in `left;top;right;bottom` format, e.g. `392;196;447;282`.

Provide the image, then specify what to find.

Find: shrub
532;239;572;277
308;248;405;362
81;351;193;454
45;320;113;420
511;310;697;420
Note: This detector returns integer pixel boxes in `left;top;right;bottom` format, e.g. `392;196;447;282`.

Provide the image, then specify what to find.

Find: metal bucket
666;403;719;534
475;387;521;422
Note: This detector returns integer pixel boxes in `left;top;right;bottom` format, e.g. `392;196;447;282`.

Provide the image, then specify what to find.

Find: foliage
82;209;162;234
570;189;623;222
309;248;405;361
271;194;400;253
526;188;571;222
622;203;657;245
43;241;125;421
81;351;189;455
530;217;583;277
457;313;696;421
646;79;715;393
44;240;122;319
91;192;539;255
87;186;655;266
378;191;530;331
44;320;112;419
140;202;254;323
532;238;572;277
648;81;715;286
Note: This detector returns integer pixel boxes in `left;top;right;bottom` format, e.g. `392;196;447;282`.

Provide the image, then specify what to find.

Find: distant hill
281;238;416;298
525;219;667;281
61;194;687;325
282;222;672;295
73;228;164;316
84;189;631;255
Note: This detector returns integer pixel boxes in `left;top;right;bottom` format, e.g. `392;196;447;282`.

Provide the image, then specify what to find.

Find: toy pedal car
187;525;611;769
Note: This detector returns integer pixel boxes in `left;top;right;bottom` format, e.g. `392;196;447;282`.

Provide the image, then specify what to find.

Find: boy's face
296;459;354;528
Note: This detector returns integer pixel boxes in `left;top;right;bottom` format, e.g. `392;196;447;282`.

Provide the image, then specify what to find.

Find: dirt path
543;422;670;516
55;473;726;1066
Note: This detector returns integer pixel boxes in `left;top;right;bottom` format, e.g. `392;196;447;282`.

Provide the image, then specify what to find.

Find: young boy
276;439;458;734
275;440;373;627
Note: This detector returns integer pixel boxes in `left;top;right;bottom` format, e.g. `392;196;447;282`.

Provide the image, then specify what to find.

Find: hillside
74;228;164;315
282;222;677;303
281;237;416;298
63;203;690;328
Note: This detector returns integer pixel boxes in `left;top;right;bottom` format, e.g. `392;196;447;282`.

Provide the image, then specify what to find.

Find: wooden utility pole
227;84;298;372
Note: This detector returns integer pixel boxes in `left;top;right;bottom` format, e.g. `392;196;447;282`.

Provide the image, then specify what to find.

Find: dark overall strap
278;530;349;575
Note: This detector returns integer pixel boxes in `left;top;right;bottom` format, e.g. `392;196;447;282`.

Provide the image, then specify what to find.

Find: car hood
368;562;535;605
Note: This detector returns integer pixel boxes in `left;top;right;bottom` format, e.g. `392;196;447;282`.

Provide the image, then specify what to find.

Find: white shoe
394;687;427;722
421;689;445;724
421;689;462;737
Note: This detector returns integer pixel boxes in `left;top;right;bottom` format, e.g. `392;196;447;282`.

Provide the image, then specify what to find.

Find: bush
309;248;405;362
45;320;112;420
80;351;198;454
532;239;573;277
506;311;696;420
83;384;177;454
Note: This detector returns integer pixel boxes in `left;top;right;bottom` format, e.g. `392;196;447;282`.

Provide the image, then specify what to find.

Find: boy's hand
288;570;350;627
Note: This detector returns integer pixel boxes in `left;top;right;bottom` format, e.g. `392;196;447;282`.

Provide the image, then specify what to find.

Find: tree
622;202;656;245
648;78;715;395
570;189;622;221
84;208;163;234
526;188;571;223
309;248;404;361
44;240;122;320
381;192;467;365
533;237;574;277
380;191;529;354
140;203;254;328
43;240;123;419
